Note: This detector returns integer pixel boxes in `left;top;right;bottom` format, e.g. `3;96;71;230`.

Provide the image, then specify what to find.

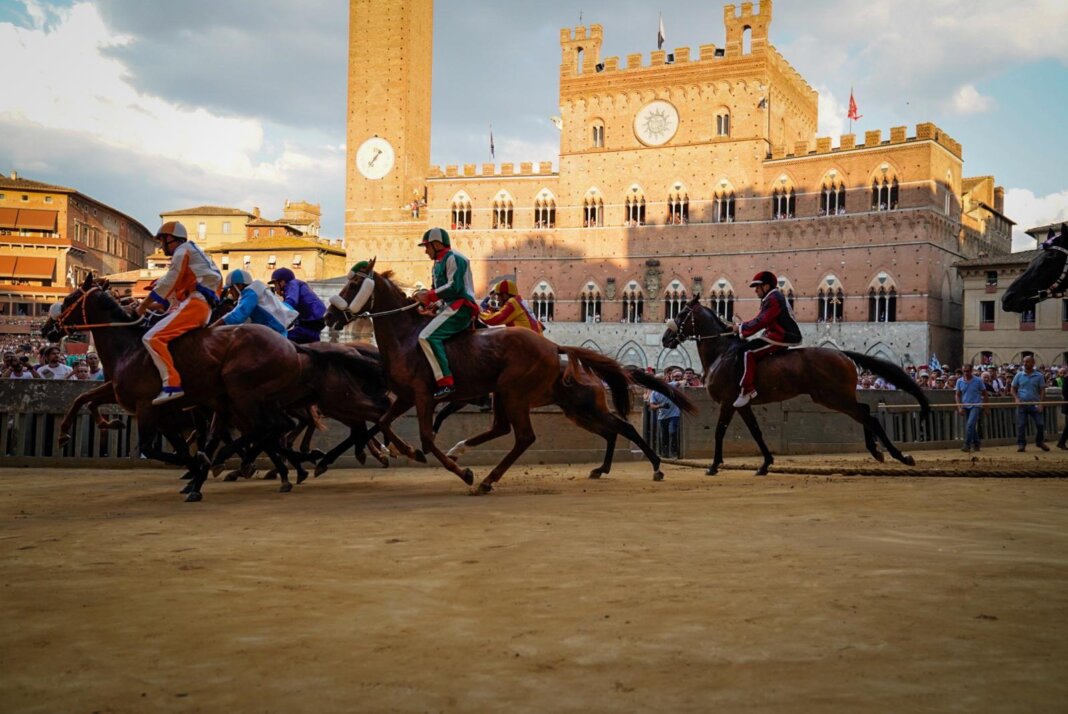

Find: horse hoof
755;467;769;476
415;451;428;464
58;435;70;447
279;482;293;493
903;454;915;467
179;482;193;494
706;466;719;476
296;470;308;485
467;486;485;497
262;471;278;481
478;481;493;494
355;451;367;465
873;450;886;463
588;469;603;479
314;464;328;478
652;471;664;482
377;456;389;469
184;491;203;503
461;468;474;486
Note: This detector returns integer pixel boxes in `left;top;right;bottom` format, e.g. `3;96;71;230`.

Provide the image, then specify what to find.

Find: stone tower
345;0;432;281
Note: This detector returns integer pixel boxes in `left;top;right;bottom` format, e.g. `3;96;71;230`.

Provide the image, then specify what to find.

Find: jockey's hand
730;323;740;335
417;304;438;318
413;289;431;305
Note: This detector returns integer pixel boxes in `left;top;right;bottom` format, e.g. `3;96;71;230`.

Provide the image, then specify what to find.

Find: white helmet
156;221;188;241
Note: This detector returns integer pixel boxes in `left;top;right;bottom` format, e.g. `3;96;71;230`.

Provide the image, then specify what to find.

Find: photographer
2;352;37;379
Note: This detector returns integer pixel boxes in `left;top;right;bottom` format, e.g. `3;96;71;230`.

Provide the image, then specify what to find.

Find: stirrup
152;387;185;405
732;390;757;408
433;385;455;401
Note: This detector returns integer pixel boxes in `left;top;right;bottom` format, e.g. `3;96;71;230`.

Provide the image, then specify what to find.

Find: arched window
776;276;796;310
492;191;514;230
715;109;731;137
621;281;644;323
450;191;472;230
771;175;796;219
624;185;646;226
580;282;602;323
867;273;897;322
709;278;734;321
713;183;736;223
531;282;555;323
590;119;605;149
667;186;689;225
820;172;846;216
663;280;687;320
817;275;844;322
533;190;556;229
583;189;604;228
870;165;899;211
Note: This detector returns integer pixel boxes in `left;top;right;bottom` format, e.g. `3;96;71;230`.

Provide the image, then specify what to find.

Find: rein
54;286;144;333
333;271;422;325
667;307;734;344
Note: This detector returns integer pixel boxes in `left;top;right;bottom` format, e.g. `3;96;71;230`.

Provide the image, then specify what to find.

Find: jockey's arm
427;254;464;304
215;287;257;327
482;301;518;326
739;294;782;338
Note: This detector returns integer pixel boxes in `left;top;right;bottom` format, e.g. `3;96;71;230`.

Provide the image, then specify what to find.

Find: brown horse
44;276;313;501
662;296;929;475
325;260;664;492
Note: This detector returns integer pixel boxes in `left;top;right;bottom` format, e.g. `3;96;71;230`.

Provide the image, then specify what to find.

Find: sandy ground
2;447;1067;713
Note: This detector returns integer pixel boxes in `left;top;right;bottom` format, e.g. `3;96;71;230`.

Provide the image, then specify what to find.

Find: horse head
1002;223;1068;312
661;295;731;348
325;257;383;330
41;273;133;341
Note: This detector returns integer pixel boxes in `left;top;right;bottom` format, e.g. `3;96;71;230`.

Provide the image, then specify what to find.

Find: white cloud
948;84;996;115
1003;187;1068;251
816;86;846;140
0;2;275;180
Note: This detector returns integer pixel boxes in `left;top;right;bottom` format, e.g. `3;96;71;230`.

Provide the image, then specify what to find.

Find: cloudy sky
1;0;1066;250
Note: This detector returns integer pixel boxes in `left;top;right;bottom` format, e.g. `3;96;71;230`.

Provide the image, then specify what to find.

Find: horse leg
812;394;910;466
708;405;736;475
413;394;475;486
589;432;617;479
58;382;115;446
376;395;426;463
476;397;535;494
859;408;913;466
432;400;466;436
608;416;664;481
736;405;774;476
446;402;512;461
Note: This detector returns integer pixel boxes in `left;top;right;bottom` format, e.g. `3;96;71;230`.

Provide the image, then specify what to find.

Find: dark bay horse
45;276;313;501
325;260;668;492
1002;223;1067;312
662;296;929;475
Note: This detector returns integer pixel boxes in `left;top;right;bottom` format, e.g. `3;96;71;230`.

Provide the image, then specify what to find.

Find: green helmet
419;227;450;248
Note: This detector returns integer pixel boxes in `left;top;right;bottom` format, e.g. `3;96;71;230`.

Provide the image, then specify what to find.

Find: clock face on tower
633;100;679;146
355;136;395;180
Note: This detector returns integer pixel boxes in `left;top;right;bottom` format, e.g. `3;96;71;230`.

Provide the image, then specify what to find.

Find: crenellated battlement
769;122;962;161
428;161;556;180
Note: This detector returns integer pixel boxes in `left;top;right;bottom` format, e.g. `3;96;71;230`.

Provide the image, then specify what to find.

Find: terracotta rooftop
205;236;344;255
954;249;1041;268
162;205;255;217
0;174;76;192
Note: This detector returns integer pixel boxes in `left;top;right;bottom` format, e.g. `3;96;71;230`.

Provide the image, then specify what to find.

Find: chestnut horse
325;260;668;492
662;296;929;475
1002;223;1067;313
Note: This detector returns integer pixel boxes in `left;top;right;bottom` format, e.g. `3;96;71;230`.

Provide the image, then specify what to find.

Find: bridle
664;303;734;345
329;271;420;328
1030;232;1068;302
50;285;144;335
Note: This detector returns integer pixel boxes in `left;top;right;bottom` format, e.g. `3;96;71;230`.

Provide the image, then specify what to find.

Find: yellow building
205;235;346;284
158;205;256;250
0;171;152;338
343;0;1010;367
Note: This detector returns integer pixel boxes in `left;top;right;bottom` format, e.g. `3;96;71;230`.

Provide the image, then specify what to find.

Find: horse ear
81;273;94;289
688;295;701;307
369;256;377;271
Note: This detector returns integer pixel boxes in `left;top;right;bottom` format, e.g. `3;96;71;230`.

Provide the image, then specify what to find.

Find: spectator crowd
2;343;105;382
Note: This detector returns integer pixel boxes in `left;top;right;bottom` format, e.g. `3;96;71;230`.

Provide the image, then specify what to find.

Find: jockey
481;279;543;335
215;269;294;337
136;220;223;405
269;267;327;344
413;227;478;400
730;270;802;408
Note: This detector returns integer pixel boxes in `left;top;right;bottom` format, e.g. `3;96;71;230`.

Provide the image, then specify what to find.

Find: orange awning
0;255;15;279
12;256;57;280
15;209;58;231
0;207;18;229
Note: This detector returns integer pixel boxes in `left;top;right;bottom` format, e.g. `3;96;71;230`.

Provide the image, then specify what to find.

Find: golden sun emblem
642;108;672;139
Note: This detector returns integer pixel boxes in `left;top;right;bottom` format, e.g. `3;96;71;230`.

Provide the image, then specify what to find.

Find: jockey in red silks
731;270;802;408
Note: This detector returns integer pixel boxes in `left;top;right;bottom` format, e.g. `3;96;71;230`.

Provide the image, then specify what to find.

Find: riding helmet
419;227;451;248
749;270;777;288
156;221;188;241
269;267;296;284
226;269;253;289
495;279;518;297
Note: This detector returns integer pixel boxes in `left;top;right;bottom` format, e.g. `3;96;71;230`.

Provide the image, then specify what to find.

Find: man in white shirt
36;346;72;379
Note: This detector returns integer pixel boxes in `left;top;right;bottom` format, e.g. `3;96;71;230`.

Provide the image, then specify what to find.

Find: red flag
847;89;862;121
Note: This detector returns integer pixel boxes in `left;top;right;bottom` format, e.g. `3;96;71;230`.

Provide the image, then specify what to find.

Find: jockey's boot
433;384;455;401
152;386;185;405
732;389;757;408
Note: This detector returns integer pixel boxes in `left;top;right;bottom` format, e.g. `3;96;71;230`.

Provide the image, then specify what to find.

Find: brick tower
344;0;432;283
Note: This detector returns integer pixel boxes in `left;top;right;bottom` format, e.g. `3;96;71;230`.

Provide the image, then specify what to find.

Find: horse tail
843;350;931;420
627;368;699;416
558;346;633;417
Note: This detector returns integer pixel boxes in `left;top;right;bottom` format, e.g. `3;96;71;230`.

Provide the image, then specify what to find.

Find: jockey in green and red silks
413;227;479;401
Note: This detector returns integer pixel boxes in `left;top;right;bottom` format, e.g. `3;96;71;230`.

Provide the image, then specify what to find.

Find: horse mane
91;285;134;323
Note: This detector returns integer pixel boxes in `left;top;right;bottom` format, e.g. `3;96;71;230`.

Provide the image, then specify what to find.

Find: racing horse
1001;223;1067;313
662;296;929;476
325;259;669;491
45;275;316;501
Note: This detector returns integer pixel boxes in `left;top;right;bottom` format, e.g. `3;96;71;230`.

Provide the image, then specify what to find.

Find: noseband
665;305;734;344
329;272;419;328
51;286;143;335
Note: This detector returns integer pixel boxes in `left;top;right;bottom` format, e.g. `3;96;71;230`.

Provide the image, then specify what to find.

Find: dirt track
2;448;1067;713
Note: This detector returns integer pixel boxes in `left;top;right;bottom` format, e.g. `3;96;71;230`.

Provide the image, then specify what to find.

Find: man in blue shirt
1011;355;1049;452
215;269;292;337
269;267;327;344
954;363;988;452
649;369;683;458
